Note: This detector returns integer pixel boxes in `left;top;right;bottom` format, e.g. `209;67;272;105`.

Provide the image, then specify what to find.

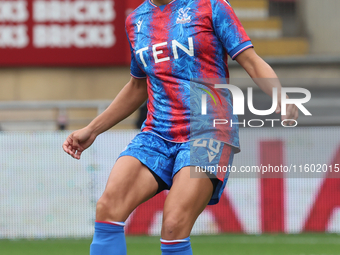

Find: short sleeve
127;34;146;79
211;0;254;60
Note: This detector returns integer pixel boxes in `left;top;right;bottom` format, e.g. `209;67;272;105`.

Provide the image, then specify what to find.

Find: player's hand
62;127;97;160
275;95;299;126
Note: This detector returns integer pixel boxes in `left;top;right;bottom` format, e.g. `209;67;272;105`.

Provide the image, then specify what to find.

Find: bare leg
161;167;214;240
95;156;159;222
90;156;159;255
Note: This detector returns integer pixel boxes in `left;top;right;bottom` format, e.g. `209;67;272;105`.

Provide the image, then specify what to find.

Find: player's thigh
161;167;213;239
96;155;158;222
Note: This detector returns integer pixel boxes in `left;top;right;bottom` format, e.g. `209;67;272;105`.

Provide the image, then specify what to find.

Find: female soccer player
63;0;298;254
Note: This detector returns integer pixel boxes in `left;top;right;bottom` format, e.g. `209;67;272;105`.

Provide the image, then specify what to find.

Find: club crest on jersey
176;7;191;24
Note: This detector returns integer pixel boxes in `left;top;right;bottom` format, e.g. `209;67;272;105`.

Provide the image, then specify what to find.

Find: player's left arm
235;48;299;125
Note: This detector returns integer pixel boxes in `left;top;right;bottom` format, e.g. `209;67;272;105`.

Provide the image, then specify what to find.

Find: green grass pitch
1;234;340;255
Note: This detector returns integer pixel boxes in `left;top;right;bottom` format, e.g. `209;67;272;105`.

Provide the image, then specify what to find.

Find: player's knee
95;196;110;218
162;215;188;239
95;193;124;222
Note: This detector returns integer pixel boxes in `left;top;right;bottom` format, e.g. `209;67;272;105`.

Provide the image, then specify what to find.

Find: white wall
1;129;340;238
299;0;340;55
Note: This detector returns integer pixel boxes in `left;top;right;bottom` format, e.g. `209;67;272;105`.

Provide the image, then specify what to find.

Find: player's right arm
62;77;147;159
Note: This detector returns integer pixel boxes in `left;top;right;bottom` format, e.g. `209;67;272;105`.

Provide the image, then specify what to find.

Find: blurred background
1;0;340;254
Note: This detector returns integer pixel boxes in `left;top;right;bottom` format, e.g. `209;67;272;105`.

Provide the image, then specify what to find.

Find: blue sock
161;237;193;255
90;221;126;255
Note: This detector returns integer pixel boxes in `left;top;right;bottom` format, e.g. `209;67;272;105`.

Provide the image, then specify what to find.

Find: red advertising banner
0;0;129;66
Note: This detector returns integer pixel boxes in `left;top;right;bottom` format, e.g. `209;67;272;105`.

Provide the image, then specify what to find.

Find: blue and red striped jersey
126;0;253;150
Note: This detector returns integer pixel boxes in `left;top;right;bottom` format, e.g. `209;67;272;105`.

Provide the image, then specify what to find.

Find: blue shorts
118;132;234;205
